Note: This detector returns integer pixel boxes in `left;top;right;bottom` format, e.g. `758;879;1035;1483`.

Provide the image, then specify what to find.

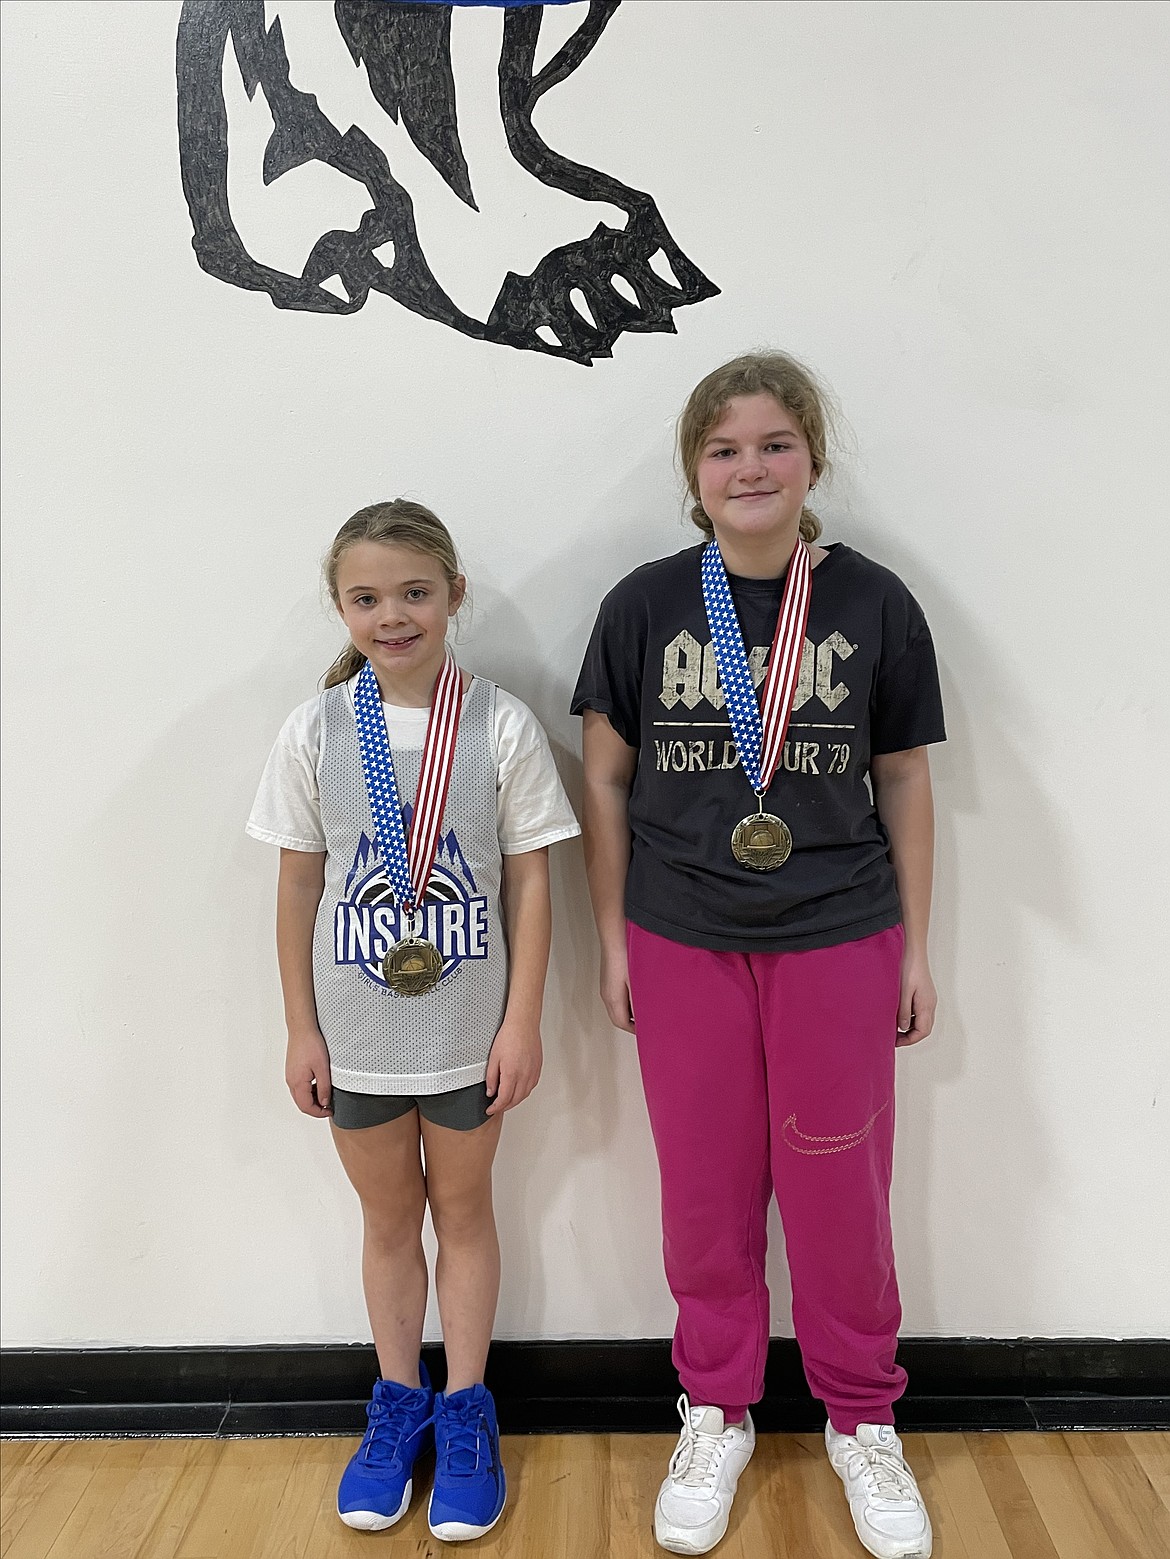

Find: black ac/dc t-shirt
571;543;947;952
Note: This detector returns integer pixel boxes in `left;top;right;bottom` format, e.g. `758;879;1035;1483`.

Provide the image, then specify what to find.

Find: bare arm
871;746;937;1045
581;709;638;1032
486;846;552;1114
275;847;332;1113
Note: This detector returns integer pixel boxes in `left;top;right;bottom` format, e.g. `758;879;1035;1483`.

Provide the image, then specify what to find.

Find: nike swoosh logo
781;1101;888;1156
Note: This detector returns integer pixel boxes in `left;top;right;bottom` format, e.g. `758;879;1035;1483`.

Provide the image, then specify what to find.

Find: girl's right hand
285;1028;333;1117
599;946;636;1034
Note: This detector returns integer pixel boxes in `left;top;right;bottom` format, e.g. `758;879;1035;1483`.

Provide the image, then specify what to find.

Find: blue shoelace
360;1394;427;1472
437;1400;492;1477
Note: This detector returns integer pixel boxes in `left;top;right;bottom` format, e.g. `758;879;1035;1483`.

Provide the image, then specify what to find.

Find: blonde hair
322;500;462;688
677;351;834;543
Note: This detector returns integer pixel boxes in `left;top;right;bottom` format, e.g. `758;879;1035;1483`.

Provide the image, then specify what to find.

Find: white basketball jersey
312;676;508;1094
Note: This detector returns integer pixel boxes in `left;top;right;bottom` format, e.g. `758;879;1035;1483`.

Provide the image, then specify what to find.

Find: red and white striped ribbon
405;652;464;912
757;541;813;791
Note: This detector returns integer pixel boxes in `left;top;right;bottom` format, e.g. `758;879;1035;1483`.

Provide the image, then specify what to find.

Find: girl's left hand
897;953;937;1046
485;1022;543;1115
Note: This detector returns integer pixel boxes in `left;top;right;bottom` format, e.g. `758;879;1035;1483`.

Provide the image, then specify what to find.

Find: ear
448;574;467;616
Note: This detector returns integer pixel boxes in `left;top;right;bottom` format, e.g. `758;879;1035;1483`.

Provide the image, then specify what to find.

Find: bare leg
331;1111;428;1388
421;1113;503;1393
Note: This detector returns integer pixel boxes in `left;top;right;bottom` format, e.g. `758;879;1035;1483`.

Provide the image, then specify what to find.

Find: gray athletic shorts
330;1082;491;1133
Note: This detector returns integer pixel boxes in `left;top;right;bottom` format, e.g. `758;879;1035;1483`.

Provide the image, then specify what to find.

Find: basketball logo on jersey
334;817;489;993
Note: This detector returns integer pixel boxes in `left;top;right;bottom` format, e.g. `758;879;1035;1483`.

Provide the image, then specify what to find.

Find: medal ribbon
352;654;464;918
700;539;813;798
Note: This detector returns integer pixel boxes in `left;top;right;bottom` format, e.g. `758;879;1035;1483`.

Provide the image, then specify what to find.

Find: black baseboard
2;1338;1166;1437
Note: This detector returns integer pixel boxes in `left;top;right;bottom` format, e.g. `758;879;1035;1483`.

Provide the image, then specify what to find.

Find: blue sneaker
337;1366;434;1531
428;1383;507;1541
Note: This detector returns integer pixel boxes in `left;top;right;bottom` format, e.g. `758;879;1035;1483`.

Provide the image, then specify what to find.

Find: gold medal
731;810;793;871
382;936;444;997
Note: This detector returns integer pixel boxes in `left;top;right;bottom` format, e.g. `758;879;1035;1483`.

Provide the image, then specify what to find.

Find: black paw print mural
176;0;719;364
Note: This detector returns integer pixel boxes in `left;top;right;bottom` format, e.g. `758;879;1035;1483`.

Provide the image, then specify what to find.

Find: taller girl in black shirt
574;353;945;1559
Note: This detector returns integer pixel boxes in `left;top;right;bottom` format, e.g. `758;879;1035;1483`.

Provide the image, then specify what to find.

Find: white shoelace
667;1395;730;1491
845;1443;919;1504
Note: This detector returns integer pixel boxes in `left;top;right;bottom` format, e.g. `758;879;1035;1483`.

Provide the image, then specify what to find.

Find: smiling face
696;393;816;551
334;540;464;693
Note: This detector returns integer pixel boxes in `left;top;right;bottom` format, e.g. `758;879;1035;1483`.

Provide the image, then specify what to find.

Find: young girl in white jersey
248;500;579;1541
574;353;945;1559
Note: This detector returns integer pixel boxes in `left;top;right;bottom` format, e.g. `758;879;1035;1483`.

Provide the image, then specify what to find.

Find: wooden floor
2;1431;1167;1559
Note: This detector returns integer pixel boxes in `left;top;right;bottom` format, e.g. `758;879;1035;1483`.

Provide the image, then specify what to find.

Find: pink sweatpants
626;920;907;1435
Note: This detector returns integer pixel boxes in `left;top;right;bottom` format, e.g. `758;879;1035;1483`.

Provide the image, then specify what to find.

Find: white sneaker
825;1422;933;1559
654;1395;755;1555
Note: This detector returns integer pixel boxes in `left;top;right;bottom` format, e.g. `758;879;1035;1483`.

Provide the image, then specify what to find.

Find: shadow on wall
455;523;663;1335
843;501;1087;1337
56;596;366;1341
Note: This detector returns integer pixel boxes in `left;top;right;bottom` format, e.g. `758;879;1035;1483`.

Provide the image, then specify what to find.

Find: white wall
2;0;1168;1348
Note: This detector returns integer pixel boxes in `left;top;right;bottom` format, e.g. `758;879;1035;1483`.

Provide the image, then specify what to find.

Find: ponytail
322;642;367;689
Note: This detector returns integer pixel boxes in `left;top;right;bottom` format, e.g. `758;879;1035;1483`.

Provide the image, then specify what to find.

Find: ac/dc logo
660;630;859;715
175;0;719;364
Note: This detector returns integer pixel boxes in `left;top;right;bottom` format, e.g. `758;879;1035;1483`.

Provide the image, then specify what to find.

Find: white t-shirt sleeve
494;690;581;855
245;697;327;851
246;683;578;856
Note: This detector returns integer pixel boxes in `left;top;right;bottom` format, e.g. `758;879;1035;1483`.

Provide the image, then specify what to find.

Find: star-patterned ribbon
352;654;464;920
700;539;813;799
